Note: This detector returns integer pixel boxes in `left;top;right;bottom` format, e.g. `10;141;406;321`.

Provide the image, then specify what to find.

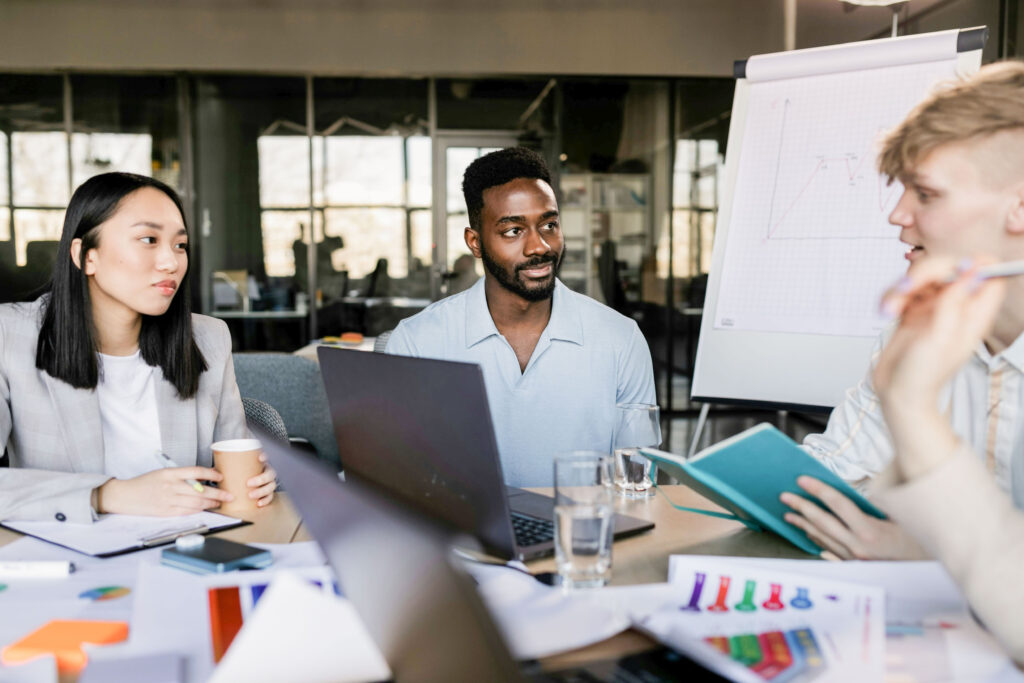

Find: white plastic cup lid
175;534;205;549
211;439;262;452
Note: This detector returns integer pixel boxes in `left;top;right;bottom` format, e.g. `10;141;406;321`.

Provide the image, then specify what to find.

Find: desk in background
319;296;430;337
211;310;309;352
293;337;377;362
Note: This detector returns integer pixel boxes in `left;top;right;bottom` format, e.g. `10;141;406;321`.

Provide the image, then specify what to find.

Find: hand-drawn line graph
713;58;960;338
764;99;902;241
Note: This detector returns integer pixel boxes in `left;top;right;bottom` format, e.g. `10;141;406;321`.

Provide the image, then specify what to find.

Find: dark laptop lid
317;346;519;556
261;428;523;683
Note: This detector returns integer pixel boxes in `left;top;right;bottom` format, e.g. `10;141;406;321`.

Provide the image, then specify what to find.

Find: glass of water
613;403;662;498
553;452;615;590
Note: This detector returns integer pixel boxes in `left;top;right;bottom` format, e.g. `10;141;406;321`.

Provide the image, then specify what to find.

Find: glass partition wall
0;75;182;304
0;72;736;449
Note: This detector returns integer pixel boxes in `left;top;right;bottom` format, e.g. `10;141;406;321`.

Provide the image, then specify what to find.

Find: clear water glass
613;403;662;498
553;452;614;589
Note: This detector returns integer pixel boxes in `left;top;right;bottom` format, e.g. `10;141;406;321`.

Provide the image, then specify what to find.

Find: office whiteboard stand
689;28;986;442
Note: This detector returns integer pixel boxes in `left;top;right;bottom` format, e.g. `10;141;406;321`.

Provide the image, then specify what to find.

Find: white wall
0;0;786;77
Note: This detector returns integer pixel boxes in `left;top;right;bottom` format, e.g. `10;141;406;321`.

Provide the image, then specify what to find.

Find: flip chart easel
692;27;987;410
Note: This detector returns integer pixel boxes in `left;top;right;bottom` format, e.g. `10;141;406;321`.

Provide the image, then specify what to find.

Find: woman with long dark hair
0;172;275;522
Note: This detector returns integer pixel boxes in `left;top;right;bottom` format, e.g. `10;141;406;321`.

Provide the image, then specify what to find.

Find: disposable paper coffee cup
211;438;264;516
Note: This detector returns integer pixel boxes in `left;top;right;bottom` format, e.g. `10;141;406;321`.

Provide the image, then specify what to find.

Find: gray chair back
241;396;289;444
373;330;393;353
233;353;340;468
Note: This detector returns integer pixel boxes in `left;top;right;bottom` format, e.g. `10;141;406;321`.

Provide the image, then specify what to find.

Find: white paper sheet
465;563;764;681
2;511;243;557
465;561;631;659
691;557;1022;682
0;539;139;678
209;573;390;683
713;58;957;339
0;654;57;683
649;555;886;682
130;557;339;683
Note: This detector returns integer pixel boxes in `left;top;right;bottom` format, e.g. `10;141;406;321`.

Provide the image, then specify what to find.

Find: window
0;132;9;242
11;131;68;266
258;134;431;282
661;139;722;279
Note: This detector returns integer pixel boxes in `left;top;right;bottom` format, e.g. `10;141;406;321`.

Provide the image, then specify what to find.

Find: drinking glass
612;403;662;498
553;452;615;589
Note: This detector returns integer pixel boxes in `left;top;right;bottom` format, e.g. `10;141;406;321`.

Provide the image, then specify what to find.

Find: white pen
0;560;75;578
943;259;1024;283
154;451;204;493
139;523;209;547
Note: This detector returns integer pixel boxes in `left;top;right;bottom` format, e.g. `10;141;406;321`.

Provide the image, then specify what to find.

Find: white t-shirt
97;350;162;480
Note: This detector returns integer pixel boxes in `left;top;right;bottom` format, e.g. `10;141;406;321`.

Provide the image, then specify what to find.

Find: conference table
0;485;812;678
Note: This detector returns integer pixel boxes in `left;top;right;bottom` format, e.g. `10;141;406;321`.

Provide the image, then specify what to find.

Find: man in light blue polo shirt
386;147;656;486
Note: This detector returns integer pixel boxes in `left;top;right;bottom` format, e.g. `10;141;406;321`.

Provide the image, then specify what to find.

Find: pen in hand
153;451;205;493
942;258;1024;283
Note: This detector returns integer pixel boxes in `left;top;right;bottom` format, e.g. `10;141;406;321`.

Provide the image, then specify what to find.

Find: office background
0;0;1018;455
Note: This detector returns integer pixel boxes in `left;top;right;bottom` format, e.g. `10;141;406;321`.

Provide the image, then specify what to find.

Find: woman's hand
781;476;920;560
246;453;277;507
96;466;232;516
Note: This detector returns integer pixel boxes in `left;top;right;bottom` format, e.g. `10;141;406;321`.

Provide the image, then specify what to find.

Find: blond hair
878;60;1024;181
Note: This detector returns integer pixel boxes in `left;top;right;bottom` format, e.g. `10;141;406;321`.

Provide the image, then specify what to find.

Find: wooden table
527;484;813;585
283;485;814;577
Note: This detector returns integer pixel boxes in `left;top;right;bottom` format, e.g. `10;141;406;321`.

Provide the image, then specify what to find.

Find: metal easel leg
687;402;712;460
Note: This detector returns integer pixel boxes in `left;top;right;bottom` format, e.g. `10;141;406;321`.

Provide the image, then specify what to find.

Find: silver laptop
317;346;653;561
261;429;746;683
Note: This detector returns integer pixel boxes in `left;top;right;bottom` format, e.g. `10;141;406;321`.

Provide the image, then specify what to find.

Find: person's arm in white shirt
801;333;896;485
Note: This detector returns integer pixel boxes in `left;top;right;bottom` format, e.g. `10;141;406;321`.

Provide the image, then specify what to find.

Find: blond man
786;61;1024;560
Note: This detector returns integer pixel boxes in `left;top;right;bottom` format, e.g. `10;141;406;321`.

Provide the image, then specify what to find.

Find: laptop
317;346;653;561
261;429;755;683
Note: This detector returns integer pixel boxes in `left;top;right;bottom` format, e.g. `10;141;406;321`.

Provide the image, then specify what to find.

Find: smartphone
160;536;273;575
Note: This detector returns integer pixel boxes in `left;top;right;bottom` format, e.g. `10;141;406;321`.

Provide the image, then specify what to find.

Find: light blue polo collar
465;278;584;348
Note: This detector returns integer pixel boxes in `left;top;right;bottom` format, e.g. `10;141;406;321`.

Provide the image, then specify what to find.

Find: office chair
241;397;289;443
233;353;340;468
22;241;58;294
373;330;392;353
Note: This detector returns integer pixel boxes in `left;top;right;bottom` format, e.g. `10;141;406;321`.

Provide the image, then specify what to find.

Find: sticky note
1;619;129;674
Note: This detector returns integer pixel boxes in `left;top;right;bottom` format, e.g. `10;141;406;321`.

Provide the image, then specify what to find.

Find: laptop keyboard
511;512;555;546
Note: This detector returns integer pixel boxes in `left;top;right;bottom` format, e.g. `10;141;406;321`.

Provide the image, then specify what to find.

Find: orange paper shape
208;586;244;663
1;619;129;674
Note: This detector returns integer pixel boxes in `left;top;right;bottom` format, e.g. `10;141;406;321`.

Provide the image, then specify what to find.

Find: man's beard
479;243;562;302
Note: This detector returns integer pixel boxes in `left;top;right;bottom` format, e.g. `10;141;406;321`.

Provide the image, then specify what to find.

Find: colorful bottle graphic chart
640;557;885;682
78;585;131;602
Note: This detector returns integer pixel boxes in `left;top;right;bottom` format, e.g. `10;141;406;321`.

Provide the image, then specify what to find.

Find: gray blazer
0;299;248;523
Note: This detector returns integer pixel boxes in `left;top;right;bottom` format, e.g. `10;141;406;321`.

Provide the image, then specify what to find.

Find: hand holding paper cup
211;439;265;516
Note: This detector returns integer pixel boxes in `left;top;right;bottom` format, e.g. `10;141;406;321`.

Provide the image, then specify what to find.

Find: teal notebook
640;423;887;556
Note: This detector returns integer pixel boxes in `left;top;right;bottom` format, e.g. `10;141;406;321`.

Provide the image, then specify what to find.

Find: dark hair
35;172;207;399
462;147;552;231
